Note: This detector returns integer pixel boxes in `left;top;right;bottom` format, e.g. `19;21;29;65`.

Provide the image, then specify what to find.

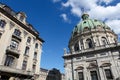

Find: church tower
63;13;120;80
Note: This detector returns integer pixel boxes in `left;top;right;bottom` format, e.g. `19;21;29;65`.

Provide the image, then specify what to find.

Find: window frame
24;46;30;55
78;72;84;80
22;60;27;70
0;20;6;28
86;39;93;49
4;55;14;67
27;37;31;43
14;29;21;37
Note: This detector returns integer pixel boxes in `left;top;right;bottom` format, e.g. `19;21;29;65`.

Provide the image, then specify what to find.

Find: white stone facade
63;14;120;80
0;3;44;80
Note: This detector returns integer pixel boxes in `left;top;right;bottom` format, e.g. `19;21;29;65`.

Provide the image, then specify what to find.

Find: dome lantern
81;13;89;20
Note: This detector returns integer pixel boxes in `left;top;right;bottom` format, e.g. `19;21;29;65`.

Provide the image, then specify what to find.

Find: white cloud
60;0;120;34
53;0;61;3
60;13;71;23
106;19;120;34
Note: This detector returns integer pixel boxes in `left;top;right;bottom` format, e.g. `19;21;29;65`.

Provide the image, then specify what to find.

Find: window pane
24;47;29;55
34;52;37;59
86;39;93;48
74;43;79;51
22;61;27;70
90;71;98;80
10;40;19;49
27;37;31;43
14;29;21;37
32;64;36;72
4;56;14;67
0;20;6;28
105;69;113;79
35;43;38;49
78;72;84;80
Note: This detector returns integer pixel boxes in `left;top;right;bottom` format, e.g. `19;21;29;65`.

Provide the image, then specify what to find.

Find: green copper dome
72;14;110;35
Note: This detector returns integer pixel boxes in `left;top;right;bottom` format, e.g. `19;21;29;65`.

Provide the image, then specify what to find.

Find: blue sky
1;0;120;73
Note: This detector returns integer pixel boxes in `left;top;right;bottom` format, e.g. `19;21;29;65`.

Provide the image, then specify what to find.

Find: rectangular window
0;20;6;28
24;47;29;55
90;71;98;80
14;29;21;37
22;61;27;70
104;69;113;79
4;55;14;67
78;72;84;80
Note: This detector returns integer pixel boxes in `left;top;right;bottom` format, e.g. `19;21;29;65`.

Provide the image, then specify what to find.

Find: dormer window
0;20;6;28
84;27;89;31
19;15;24;22
3;6;12;14
17;12;26;22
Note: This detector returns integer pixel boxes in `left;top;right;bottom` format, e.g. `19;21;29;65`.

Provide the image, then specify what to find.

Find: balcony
6;46;20;58
0;65;34;78
12;33;21;42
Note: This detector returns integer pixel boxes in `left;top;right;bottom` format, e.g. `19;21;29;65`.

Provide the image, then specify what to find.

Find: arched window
74;42;79;51
101;37;107;45
34;52;37;59
27;37;31;43
32;64;36;72
22;60;27;70
24;46;30;55
86;39;93;48
35;43;38;49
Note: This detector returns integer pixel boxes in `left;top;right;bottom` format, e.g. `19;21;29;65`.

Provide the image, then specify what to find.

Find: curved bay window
10;40;19;50
74;42;79;51
86;39;93;49
101;37;107;46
